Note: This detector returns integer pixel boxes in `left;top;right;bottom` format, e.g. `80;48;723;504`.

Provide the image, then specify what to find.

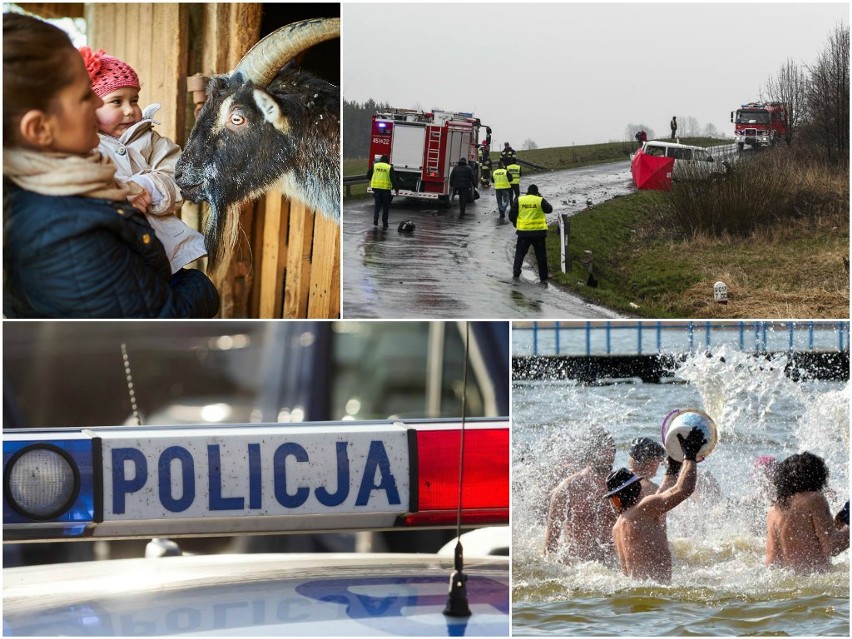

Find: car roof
3;553;509;636
644;140;705;151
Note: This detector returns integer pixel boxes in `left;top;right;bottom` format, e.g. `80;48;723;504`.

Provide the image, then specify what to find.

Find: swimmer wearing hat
605;426;707;583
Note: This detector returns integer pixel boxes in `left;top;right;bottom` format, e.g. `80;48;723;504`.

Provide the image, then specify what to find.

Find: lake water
512;345;849;636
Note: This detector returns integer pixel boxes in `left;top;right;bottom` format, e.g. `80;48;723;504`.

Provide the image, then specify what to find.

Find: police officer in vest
366;154;399;228
491;159;513;219
506;159;521;206
509;184;553;284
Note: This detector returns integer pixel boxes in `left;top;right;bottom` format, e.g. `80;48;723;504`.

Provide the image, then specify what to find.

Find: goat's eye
229;113;245;126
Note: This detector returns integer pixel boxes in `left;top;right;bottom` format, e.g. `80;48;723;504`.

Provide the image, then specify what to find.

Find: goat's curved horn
231;17;340;88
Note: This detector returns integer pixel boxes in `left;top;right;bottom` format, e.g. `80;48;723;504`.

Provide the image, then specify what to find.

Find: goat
175;17;340;265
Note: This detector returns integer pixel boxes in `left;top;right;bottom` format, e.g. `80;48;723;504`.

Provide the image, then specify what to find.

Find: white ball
662;409;718;462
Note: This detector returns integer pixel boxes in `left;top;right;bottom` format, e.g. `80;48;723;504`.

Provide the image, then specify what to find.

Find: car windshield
668;147;693;160
736;110;770;124
3;322;509;428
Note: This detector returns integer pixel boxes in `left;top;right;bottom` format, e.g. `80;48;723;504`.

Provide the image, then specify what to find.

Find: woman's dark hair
773;451;829;509
3;13;77;143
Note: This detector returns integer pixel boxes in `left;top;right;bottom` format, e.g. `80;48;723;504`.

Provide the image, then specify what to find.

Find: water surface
513;346;849;636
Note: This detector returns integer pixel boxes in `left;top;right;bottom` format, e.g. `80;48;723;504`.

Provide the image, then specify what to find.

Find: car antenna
122;342;182;558
443;321;472;618
121;343;142;426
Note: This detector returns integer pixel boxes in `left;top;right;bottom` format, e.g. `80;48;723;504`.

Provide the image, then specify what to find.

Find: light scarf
3;148;140;201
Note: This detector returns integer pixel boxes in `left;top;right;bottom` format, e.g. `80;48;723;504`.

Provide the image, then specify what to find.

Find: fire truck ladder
425;126;442;178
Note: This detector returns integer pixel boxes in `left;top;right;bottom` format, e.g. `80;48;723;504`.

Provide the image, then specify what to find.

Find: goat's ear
253;89;289;133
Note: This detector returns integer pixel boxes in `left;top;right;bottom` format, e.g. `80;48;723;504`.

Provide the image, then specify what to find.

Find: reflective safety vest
493;168;511;189
516;195;547;231
507;164;521;185
370;162;393;190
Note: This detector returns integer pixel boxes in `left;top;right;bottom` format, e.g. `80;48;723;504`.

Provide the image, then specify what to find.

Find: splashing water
513;347;849;636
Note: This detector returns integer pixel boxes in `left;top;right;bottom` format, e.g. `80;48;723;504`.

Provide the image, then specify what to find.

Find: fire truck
367;108;491;201
730;102;787;151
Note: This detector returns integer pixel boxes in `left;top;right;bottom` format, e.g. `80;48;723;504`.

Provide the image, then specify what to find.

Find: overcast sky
342;2;849;148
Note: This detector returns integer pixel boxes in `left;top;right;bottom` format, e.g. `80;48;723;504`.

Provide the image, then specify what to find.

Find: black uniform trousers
513;233;548;282
373;190;393;226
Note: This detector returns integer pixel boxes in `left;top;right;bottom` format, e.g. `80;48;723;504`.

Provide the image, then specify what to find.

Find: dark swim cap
629;437;666;463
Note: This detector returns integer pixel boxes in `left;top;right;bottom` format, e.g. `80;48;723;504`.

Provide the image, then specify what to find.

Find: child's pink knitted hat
79;46;140;97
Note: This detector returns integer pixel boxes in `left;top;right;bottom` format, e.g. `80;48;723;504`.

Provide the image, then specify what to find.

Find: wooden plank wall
85;2;341;319
85;3;186;145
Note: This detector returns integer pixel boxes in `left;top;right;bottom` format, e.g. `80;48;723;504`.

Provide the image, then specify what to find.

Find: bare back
612;500;672;582
545;468;616;563
766;491;850;573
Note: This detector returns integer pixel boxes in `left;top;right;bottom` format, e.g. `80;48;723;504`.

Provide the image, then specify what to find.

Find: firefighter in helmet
501;142;516;167
479;149;493;189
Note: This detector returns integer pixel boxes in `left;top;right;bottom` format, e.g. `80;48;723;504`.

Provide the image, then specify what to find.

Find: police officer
491;159;513;219
366;154;399;228
509;184;553;284
506;159;521;205
449;157;476;216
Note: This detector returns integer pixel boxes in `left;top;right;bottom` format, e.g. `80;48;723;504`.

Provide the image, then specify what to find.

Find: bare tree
702;122;721;139
761;58;808;145
806;23;849;164
522;138;539;150
680;116;700;137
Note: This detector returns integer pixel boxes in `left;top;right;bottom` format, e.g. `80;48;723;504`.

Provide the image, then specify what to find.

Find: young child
79;46;206;274
3;13;218;318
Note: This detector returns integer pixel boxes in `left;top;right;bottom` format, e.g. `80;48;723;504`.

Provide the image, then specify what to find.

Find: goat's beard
202;195;241;269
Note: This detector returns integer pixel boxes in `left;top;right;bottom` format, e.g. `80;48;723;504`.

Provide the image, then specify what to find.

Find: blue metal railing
514;321;850;356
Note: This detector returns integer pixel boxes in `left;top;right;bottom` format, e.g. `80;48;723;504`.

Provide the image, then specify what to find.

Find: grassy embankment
345;139;849;318
552;145;849;318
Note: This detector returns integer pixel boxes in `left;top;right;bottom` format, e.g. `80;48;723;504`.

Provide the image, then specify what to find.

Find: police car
3;418;509;635
3;321;510;635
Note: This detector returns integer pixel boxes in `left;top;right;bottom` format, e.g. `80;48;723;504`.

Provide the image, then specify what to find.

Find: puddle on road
343;165;632;319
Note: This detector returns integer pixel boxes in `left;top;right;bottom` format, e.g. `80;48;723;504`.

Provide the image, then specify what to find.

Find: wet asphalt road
342;161;635;319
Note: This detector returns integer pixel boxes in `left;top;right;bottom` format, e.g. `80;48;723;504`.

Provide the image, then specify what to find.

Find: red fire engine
730;102;787;151
367;108;490;201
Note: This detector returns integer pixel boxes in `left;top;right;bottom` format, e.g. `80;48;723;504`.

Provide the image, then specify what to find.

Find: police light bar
3;419;508;541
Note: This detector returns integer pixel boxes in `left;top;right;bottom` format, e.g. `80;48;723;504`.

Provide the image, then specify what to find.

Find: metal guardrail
513;321;851;356
343;174;368;197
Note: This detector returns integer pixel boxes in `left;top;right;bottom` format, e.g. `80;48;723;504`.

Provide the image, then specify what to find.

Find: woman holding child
3;13;219;318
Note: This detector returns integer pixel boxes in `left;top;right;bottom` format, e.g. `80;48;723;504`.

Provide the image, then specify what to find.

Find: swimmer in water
765;451;850;573
544;427;617;564
627;437;666;499
606;426;707;583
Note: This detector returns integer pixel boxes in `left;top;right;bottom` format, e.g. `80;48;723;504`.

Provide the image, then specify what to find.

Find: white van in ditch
633;141;728;179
